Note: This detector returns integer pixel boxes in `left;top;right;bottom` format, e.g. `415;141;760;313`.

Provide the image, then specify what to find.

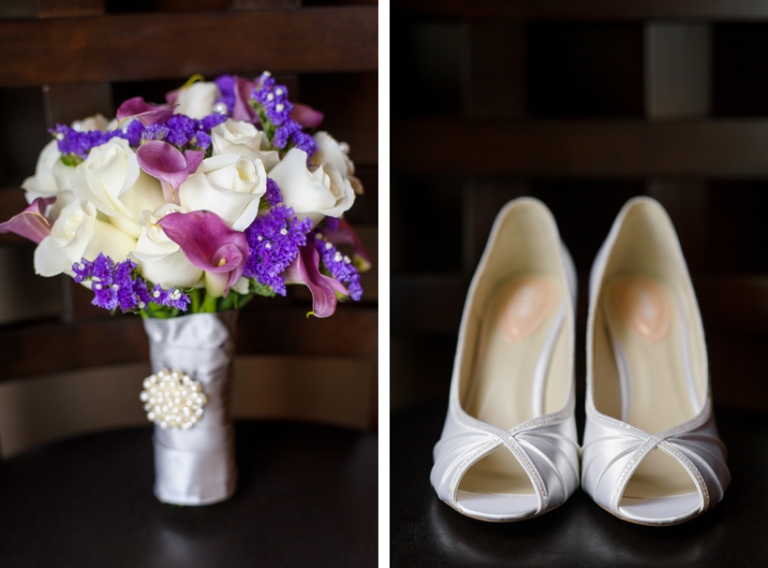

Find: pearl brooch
140;368;207;429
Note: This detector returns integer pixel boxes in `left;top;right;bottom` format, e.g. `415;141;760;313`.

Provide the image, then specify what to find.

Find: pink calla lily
0;196;55;244
137;141;204;204
116;97;174;126
291;103;324;129
232;76;259;122
158;210;249;297
325;217;371;272
284;243;348;318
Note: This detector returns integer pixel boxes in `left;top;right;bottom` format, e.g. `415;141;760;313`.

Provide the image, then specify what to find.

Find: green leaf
249;281;276;298
60;154;83;167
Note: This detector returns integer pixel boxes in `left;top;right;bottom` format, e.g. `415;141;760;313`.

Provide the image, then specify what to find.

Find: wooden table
0;421;377;567
392;399;768;567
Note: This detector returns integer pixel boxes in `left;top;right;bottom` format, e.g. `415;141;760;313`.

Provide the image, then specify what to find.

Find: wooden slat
466;22;525;119
644;23;712;119
0;304;376;381
233;0;301;9
393;118;768;177
392;0;768;20
392;272;768;336
647;182;712;272
37;0;103;18
0;7;377;88
465;178;529;269
391;273;467;334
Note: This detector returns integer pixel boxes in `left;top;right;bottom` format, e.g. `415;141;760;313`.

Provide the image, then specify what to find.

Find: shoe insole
460;276;563;496
602;276;699;501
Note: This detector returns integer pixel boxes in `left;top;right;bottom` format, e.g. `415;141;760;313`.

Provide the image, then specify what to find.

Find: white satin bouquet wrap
143;311;238;505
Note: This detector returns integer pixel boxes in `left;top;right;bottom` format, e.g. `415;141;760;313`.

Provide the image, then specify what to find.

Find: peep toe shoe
430;198;580;521
582;197;730;525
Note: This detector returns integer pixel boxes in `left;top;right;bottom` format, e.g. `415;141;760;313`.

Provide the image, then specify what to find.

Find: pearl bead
140;368;207;430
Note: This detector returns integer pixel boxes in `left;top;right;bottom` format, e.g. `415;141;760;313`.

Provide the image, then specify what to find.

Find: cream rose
22;140;79;202
174;81;221;119
310;131;363;195
211;119;279;171
73;137;164;238
131;204;202;289
34;199;136;277
268;148;355;225
179;153;267;231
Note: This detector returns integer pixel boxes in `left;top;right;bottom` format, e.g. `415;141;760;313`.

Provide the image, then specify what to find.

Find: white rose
73;137;164;238
34;199;136;277
310;131;363;195
22;139;79;202
174;81;221;119
268;148;355;225
131;204;202;289
211;119;279;171
179;153;267;231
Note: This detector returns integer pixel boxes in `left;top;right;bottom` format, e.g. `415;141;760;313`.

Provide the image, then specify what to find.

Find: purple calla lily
116;97;175;126
232;76;259;122
158;210;249;297
290;103;324;129
0;196;55;244
284;243;348;318
137;141;204;204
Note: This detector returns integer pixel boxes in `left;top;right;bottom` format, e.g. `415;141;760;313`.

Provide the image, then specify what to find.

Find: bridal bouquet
1;72;369;318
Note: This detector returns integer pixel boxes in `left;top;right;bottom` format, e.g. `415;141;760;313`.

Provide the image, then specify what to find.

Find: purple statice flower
214;74;236;114
199;112;227;131
272;120;299;150
252;78;293;126
53;120;148;161
52;124;110;160
251;74;317;157
149;284;191;311
194;130;212;150
142;123;170;142
121;119;144;146
140;113;224;150
243;205;313;295
324;217;340;232
291;129;318;156
312;234;363;301
164;114;197;147
72;253;190;312
265;177;282;206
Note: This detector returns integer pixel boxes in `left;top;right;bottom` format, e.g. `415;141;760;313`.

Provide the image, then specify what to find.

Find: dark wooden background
0;0;378;436
391;2;768;414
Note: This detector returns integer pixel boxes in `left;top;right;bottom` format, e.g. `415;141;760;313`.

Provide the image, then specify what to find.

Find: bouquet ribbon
143;311;238;505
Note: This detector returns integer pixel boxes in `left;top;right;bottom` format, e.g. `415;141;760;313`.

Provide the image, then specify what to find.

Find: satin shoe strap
445;422;549;514
585;410;715;515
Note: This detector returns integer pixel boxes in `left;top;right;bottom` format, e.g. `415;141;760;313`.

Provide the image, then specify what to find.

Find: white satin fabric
432;397;580;521
583;197;730;524
143;311;238;506
431;198;580;521
582;398;729;524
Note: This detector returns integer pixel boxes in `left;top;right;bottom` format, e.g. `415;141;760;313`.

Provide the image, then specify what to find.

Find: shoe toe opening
618;493;702;525
455;490;539;521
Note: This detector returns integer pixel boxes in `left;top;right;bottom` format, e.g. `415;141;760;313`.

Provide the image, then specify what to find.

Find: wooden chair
391;3;768;565
0;0;378;456
0;4;378;566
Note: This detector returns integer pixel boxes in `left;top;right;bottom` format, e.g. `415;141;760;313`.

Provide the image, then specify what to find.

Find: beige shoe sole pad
460;276;567;496
601;275;699;501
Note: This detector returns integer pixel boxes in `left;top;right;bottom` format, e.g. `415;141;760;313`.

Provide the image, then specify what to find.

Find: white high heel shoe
430;198;580;522
582;197;730;525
